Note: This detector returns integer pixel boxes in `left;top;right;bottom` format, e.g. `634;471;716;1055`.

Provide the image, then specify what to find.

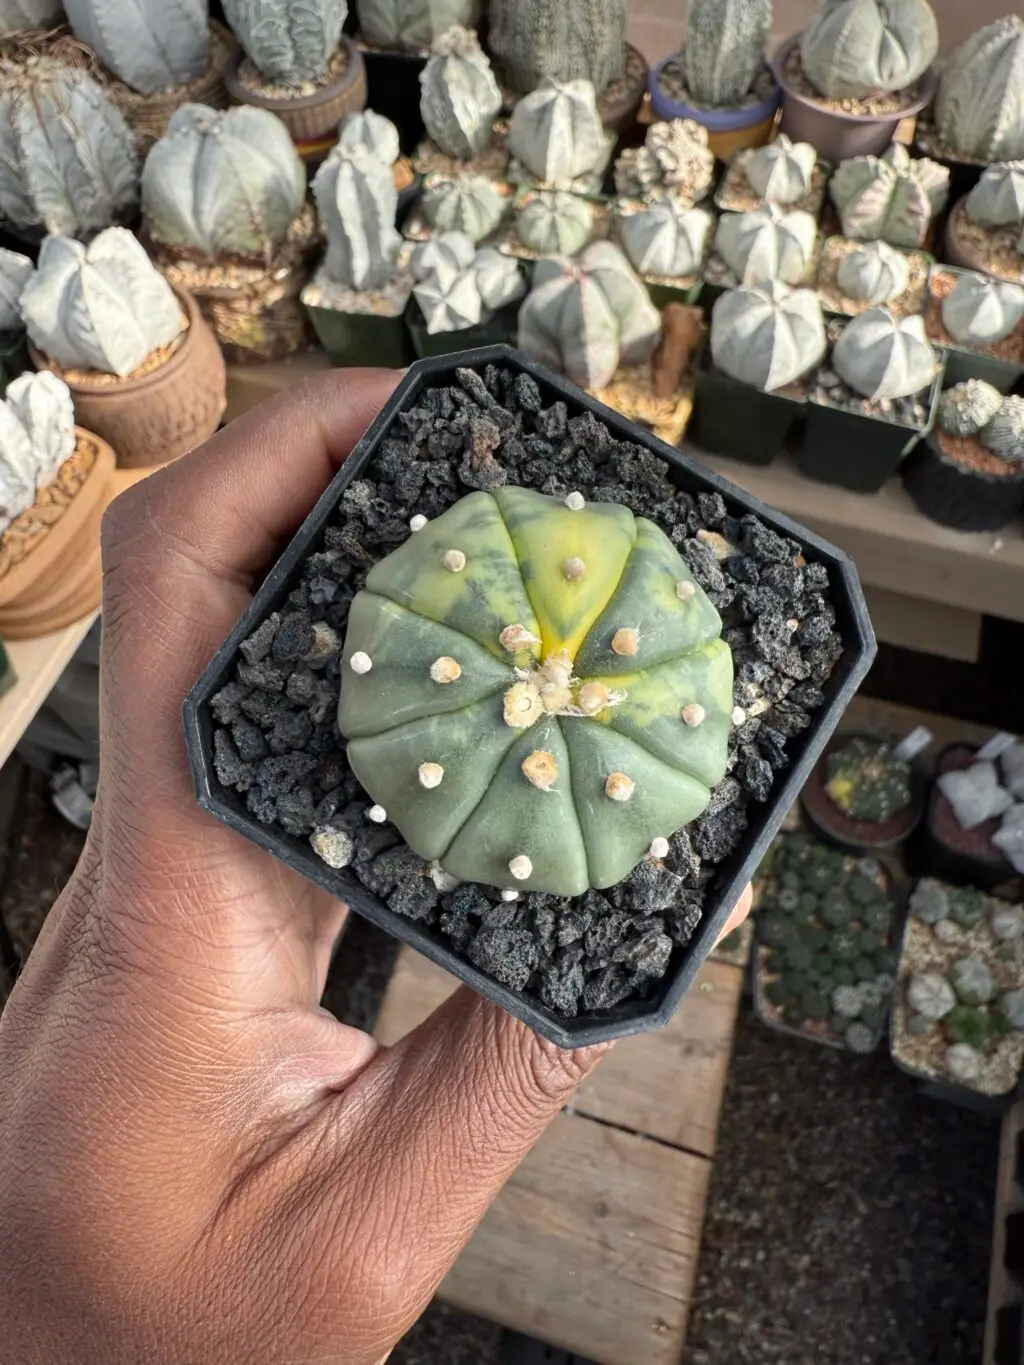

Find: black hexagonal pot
183;344;876;1049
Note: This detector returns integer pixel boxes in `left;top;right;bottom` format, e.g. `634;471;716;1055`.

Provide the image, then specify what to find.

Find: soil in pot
301;251;415;368
815;237;931;320
690;341;807;466
801;733;923;852
921;745;1020;894
105;20;236;142
944;197;1024;288
902;425;1024;533
651;58;781;161
926;267;1024;393
715;145;830;219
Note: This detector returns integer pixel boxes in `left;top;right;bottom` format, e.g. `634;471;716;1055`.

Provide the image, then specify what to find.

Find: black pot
360;46;427;154
304;298;415;369
939;344;1024;396
183;344;876;1048
915;743;1020;895
902;433;1024;533
690;343;806;466
405;297;519;360
0;332;29;394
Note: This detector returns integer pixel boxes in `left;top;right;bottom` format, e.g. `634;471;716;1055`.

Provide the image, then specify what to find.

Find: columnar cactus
799;0;939;101
0;372;76;538
222;0;348;84
679;0;772;108
937;380;1004;438
487;0;626;97
338;484;733;895
835;241;911;306
0;57;139;240
941;272;1024;348
832;309;938;402
933;16;1024;163
508;78;607;189
336;110;401;165
142;105;307;260
715;206;818;287
63;0;208;97
618;201;714;279
710;282;827;392
746;136;817;206
516;192;593;257
964;162;1024;229
0;0;64;25
422;174;504;241
980;395;1024;463
356;0;480;52
0;247;33;335
420;26;501;161
614;119;716;204
825;737;912;821
830;145;949;250
312;144;401;291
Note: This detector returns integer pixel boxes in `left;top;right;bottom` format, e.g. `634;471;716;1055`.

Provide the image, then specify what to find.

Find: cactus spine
508;78;607;189
487;0;626;96
835;241;911;306
419;26;501;161
356;0;480;51
831;309;938;402
710;282;826;392
0;372;76;537
618;201;713;279
63;0;208;97
933;16;1024;163
941;272;1024;348
680;0;772;108
964;162;1024;229
313;144;401;291
800;0;939;101
829;145;949;249
715;206;818;287
0;247;33;334
222;0;348;83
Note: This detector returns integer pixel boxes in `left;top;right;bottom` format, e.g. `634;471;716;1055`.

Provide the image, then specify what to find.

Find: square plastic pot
939;344;1024;397
690;343;806;466
304;299;415;370
405;298;519;360
183;344;876;1049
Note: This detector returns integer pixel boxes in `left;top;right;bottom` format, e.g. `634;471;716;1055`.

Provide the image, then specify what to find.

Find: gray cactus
907;971;956;1020
336;110;401;165
800;0;939;101
472;246;524;309
313;144;401;291
0;247;33;334
614;118;716;204
949;955;996;1005
618;201;713;279
0;57;139;240
223;0;348;83
830;145;949;249
0;0;65;26
980;395;1024;463
0;372;76;537
933;16;1024;163
516;191;593;257
414;260;482;332
945;1042;982;1082
835;241;910;306
710;281;827;392
63;0;208;98
910;878;949;924
964;161;1024;229
422;174;504;241
996;988;1024;1030
487;0;626;96
20;229;183;378
715;206;818;287
941;272;1024;348
746;135;817;206
679;0;772;108
356;0;480;52
832;309;937;402
508;78;607;189
420;26;501;161
142;104;306;260
411;229;476;279
937;379;1004;438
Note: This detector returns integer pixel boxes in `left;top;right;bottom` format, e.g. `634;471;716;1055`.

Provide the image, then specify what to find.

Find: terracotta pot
30;287;226;469
107;21;236;143
0;428;115;640
223;37;367;161
649;57;781;160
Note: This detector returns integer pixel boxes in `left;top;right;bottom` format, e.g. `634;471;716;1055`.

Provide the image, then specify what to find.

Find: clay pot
649;58;781;161
0;428;115;640
106;21;237;142
30;287;225;469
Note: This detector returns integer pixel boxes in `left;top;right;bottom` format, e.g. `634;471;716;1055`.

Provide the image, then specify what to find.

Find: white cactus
0;371;76;537
223;0;349;84
710;281;827;392
0;247;33;334
335;110;401;166
419;25;501;161
832;309;938;402
618;201;713;278
63;0;209;98
410;230;476;279
941;272;1024;348
964;161;1024;229
800;0;939;100
508;77;607;188
835;241;910;306
515;191;593;257
933;15;1024;163
421;174;504;242
413;259;482;332
472;247;524;309
715;206;818;287
0;0;65;24
313;144;401;291
746;136;817;206
356;0;480;52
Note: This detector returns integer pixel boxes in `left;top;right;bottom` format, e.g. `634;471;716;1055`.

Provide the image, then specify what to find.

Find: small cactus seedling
937;380;1004;439
949;955;996;1006
336;110;402;165
356;0;480;52
825;737;913;822
313;144;402;291
831;309;937;403
487;0;627;96
63;0;208;97
419;26;501;162
516;192;593;257
937;760;1014;829
979;395;1024;465
715;206;818;287
618;201;713;280
422;175;505;242
0;247;33;335
906;970;956;1020
800;0;939;101
0;371;76;536
829;145;950;250
508;78;608;190
933;15;1024;163
745;136;818;206
223;0;348;84
613;119;716;205
337;486;733;895
964;162;1024;230
710;282;827;392
835;241;911;306
678;0;772;108
941;272;1024;348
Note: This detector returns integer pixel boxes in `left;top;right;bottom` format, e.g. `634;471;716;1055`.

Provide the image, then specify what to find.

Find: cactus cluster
420;25;501;162
508;78;608;190
515;192;593;257
410;230;523;332
0;372;76;538
618;201;714;280
937;759;1014;829
422;174;505;242
678;0;773;109
824;737;912;822
711;282;827;393
356;0;480;52
829;145;949;250
937;379;1004;438
964;162;1024;230
715;205;818;287
487;0;627;97
832;309;937;403
223;0;348;84
799;0;939;101
941;271;1024;349
63;0;208;97
614;119;716;205
932;15;1024;163
835;241;911;306
746;136;817;206
0;247;33;336
313;141;402;291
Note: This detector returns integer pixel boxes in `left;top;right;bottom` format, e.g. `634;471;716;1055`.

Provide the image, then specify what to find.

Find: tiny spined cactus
937;380;1005;439
222;0;348;84
0;57;139;240
419;26;501;162
824;737;912;821
313;144;401;291
745;137;817;208
933;16;1024;163
835;241;911;307
679;0;772;108
0;247;33;336
20;229;183;378
945;1042;982;1083
0;0;65;26
487;0;627;97
355;0;480;52
422;175;505;242
336;110;401;166
0;372;76;537
517;242;662;390
715;207;818;288
997;988;1024;1029
964;162;1024;230
937;761;1013;829
941;272;1024;348
991;901;1024;941
949;955;996;1006
831;310;938;403
63;0;208;98
618;201;714;280
516;192;593;257
710;282;827;392
411;229;476;279
613;119;716;205
142;105;307;261
799;0;939;101
508;78;607;190
979;395;1024;465
906;971;956;1020
829;146;949;250
337;485;733;895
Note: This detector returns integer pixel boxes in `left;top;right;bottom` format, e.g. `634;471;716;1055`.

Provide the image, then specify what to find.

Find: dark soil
802;739;923;850
930;744;1012;870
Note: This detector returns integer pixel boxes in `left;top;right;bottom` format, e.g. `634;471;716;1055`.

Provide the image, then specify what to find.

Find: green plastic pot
405;298;518;360
304;299;415;370
689;342;805;466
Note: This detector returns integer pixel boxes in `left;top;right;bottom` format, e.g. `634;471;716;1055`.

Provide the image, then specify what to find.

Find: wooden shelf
0;615;98;769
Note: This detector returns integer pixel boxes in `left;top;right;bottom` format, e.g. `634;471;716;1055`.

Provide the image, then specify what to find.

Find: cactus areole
338;486;733;896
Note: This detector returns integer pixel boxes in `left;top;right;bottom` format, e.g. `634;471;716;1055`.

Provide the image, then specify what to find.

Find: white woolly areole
368;804;387;823
682;703;706;727
501;889;520;902
350;651;373;674
443;548;467;572
649;836;670;859
565;491;586;511
418;762;444;789
430;655;462;684
410;514;428;531
509;854;533;880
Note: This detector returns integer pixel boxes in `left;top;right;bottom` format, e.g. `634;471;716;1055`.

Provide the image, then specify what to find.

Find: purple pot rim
770;32;938;125
649;55;781;132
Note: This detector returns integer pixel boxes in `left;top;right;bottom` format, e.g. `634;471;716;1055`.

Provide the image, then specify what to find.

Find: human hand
0;370;752;1365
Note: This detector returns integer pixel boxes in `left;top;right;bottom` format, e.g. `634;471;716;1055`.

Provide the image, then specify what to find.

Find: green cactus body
980;395;1024;464
0;246;33;334
830;146;949;249
832;309;937;403
313;145;401;291
941;272;1024;348
356;0;480;52
422;174;505;241
338;488;732;895
824;737;912;821
0;0;64;25
223;0;347;83
0;371;75;535
487;0;626;96
508;78;608;190
618;201;713;279
715;206;818;287
710;282;827;393
937;379;1004;439
420;26;501;161
799;0;939;101
679;0;772;108
63;0;208;97
933;16;1024;163
836;241;911;306
516;192;593;257
965;162;1024;230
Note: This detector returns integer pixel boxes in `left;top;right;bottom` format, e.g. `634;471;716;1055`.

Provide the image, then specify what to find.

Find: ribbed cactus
832;309;938;402
518;242;661;390
516;191;593;257
336;110;401;165
933;16;1024;163
800;0;939;100
746;136;817;206
680;0;772;107
338;485;732;895
715;206;818;287
614;118;716;203
63;0;208;98
411;229;476;278
964;162;1024;229
835;241;910;306
313;144;401;291
830;146;949;250
413;260;482;332
487;0;626;97
508;78;607;189
941;272;1024;347
0;0;65;26
0;372;76;537
142;105;306;260
473;247;524;309
422;174;504;241
410;235;523;329
980;394;1024;462
356;0;480;52
0;57;139;240
938;380;1005;438
420;26;501;161
710;282;826;392
223;0;348;84
618;201;713;279
0;247;33;335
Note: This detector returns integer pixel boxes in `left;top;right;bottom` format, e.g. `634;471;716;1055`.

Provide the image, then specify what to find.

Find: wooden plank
862;587;982;664
0;615;98;770
224;351;333;423
440;1110;710;1365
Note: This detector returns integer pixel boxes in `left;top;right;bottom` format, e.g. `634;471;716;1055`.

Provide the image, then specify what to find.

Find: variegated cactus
63;0;208;97
222;0;348;84
835;241;910;305
710;282;826;391
420;25;501;161
715;206;818;287
422;174;504;241
800;0;939;100
21;230;183;377
518;242;661;390
516;191;593;257
336;110;401;165
614;119;716;204
0;57;139;240
964;162;1024;229
832;309;937;401
356;0;480;52
618;201;713;279
941;272;1024;348
746;136;817;206
313;144;401;291
980;394;1024;462
0;371;76;538
0;247;33;334
508;78;607;189
680;0;772;107
829;145;949;249
0;0;65;26
933;16;1024;163
937;379;1004;438
487;0;626;96
142;104;306;260
338;485;733;895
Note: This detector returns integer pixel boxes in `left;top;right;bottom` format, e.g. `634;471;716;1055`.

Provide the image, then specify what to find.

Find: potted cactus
650;0;780;161
335;107;421;222
944;162;1024;288
614;200;714;309
0;372;116;641
21;229;226;468
406;231;524;356
0;247;34;389
771;0;939;162
715;135;830;219
222;0;367;161
613;119;716;209
902;382;1024;532
413;25;505;180
919;745;1022;893
925;265;1024;392
704;204;820;296
828;144;950;251
501;190;601;262
506;77;611;196
801;733;924;852
406;172;511;244
815;238;930;321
